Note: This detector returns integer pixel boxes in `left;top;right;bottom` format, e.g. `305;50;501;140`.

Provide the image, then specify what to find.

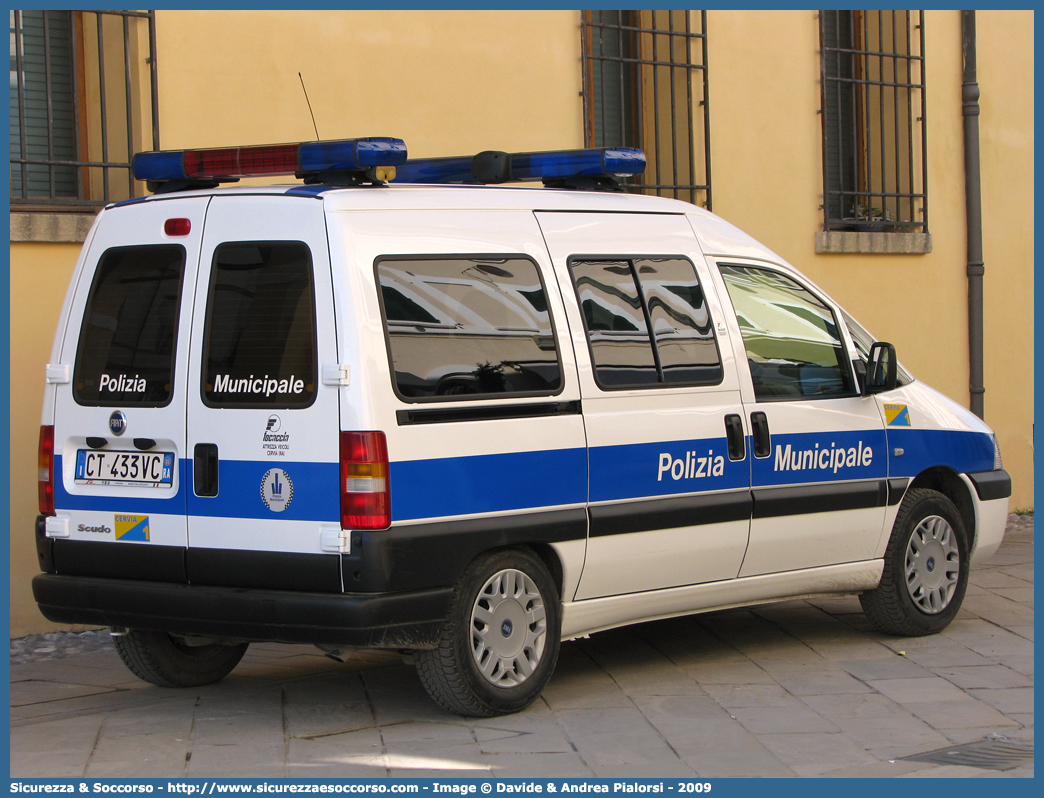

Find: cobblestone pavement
11;516;1033;778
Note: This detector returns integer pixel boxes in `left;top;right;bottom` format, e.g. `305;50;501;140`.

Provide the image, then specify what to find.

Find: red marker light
38;425;54;516
164;218;191;236
340;431;390;530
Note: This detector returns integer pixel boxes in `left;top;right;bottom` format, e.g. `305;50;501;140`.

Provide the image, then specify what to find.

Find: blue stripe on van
53;427;995;525
751;429;888;487
589;436;747;503
186;459;339;521
54;456;340;522
887;428;995;478
54;455;189;514
389;448;588;522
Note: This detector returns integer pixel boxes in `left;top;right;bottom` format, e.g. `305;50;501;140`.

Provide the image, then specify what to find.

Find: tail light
38;425;54;516
340;431;390;530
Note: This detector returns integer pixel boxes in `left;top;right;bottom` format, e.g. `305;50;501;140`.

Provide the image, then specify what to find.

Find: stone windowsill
816;231;932;254
11;211;99;244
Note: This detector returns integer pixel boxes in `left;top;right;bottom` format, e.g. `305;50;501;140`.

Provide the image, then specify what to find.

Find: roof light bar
132;137;408;190
392;147;646;188
392;156;476;185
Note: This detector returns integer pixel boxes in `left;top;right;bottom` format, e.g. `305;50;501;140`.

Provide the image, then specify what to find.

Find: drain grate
901;737;1034;771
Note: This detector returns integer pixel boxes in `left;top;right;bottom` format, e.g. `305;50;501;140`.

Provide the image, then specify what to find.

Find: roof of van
111;182;785;265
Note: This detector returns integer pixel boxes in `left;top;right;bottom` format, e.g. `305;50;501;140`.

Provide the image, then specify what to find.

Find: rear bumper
32;573;451;649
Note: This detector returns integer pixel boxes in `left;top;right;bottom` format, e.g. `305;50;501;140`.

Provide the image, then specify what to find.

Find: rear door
185;195;342;591
537;212;751;600
50;197;209;577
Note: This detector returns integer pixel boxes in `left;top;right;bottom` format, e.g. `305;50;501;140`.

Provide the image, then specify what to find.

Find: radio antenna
298;72;320;141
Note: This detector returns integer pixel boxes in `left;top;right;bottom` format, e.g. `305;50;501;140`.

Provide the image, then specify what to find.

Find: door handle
193;443;219;497
750;412;771;458
724;414;745;461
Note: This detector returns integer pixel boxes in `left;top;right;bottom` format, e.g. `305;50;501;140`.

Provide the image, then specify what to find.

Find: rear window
377;256;562;401
74;245;186;407
202;242;317;408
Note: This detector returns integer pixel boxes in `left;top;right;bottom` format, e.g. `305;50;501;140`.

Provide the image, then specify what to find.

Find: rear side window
74;245;186;406
202;242;317;408
570;257;722;389
377;256;562;401
719;264;855;400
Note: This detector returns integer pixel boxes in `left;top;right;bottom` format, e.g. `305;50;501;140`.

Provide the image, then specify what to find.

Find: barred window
820;10;927;233
581;11;711;208
10;10;159;208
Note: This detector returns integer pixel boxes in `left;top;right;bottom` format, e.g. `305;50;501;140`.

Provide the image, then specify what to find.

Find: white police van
33;137;1011;716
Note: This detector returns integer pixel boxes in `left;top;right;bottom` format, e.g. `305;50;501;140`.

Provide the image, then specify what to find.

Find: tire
112;629;249;687
415;548;561;717
860;488;969;636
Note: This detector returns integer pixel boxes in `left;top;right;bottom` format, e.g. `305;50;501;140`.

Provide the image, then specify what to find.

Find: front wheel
112;629;249;687
860;488;969;636
415;548;561;716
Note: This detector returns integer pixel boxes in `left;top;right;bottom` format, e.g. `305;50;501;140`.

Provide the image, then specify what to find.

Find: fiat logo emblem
109;410;127;436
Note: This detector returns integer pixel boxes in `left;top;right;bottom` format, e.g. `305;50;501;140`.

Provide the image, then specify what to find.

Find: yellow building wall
9;244;84;637
976;11;1034;512
153;10;585;158
706;10;1032;509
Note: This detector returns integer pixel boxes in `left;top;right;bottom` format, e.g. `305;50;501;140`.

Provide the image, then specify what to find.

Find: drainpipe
962;10;985;419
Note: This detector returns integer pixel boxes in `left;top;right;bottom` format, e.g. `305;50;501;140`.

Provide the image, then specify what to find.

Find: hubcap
470;568;547;688
905;515;960;614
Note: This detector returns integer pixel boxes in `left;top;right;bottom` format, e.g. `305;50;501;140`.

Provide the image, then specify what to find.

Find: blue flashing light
510;148;646;180
392;147;646;185
392;156;475;184
131;150;186;182
298;138;407;172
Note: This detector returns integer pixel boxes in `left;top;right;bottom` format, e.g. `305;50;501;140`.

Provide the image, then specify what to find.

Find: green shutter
10;10;77;198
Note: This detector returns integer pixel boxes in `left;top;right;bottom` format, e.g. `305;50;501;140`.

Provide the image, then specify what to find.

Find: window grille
10;9;159;208
820;10;927;233
581;10;711;209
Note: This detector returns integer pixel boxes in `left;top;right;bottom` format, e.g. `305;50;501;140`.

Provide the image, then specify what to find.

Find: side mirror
864;341;898;395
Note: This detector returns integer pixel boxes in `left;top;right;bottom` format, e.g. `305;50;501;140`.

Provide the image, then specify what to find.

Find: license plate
75;449;175;487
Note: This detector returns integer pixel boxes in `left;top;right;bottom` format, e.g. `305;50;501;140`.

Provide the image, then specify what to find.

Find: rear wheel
112;629;248;687
860;488;969;636
415;548;561;716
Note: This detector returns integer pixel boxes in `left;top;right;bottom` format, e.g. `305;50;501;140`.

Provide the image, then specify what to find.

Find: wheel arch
464;541;565;603
908;467;976;548
522;542;565;601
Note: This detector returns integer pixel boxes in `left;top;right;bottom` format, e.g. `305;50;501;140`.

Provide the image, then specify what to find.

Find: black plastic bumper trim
887;478;910;506
32;574;450;649
187;547;342;593
53;538;187;583
49;538;342;593
396;400;582;426
343;507;587;593
752;479;887;519
967;469;1012;502
36;515;55;573
588;491;752;538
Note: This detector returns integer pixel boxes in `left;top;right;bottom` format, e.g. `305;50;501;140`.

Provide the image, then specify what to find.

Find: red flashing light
340;431;390;530
38;425;54;516
164;218;191;236
184;144;299;179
